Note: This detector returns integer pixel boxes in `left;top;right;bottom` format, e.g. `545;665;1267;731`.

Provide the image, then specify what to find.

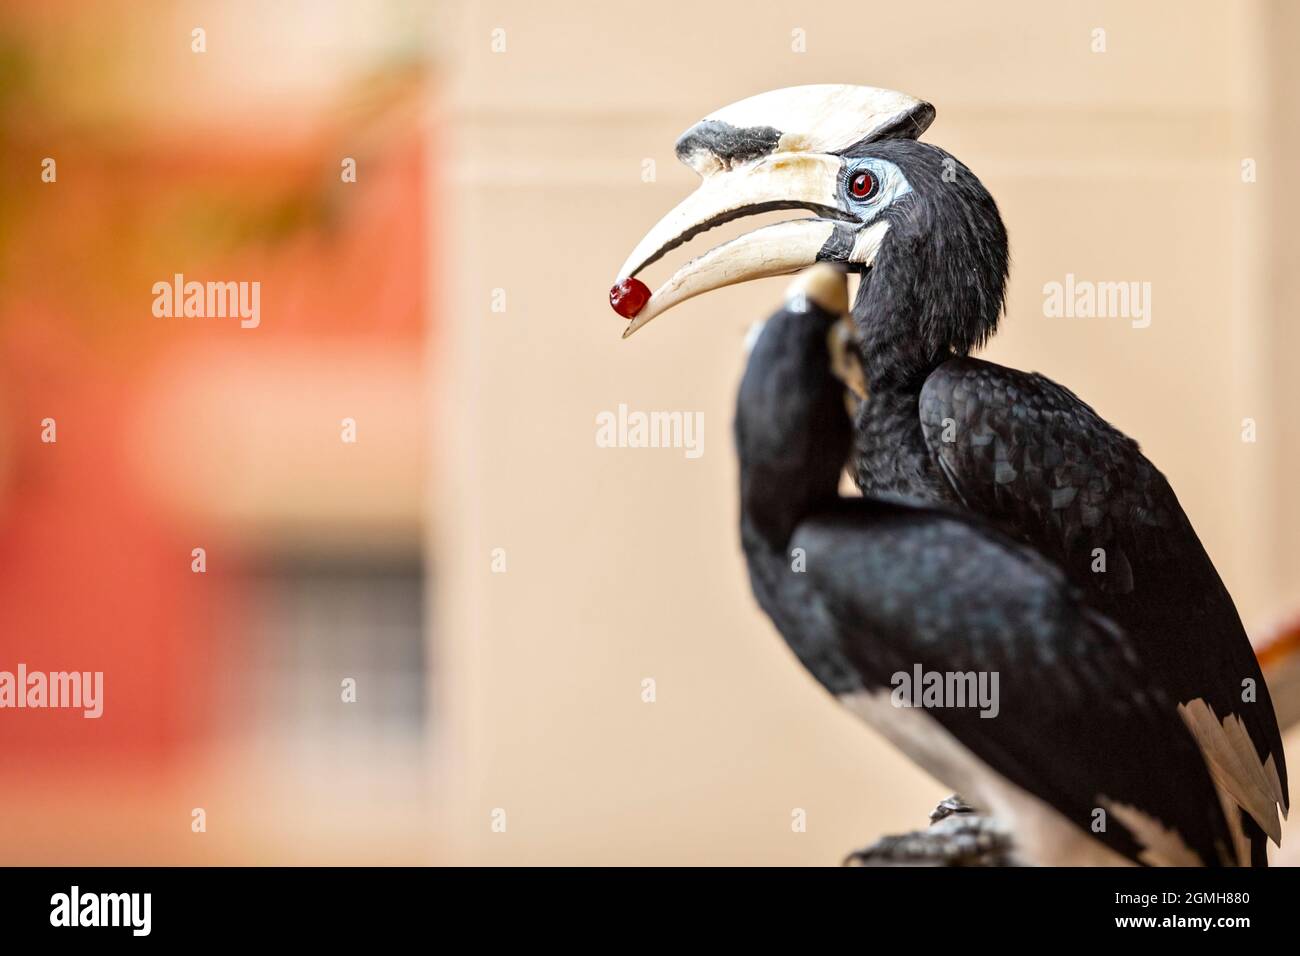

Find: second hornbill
612;84;1288;865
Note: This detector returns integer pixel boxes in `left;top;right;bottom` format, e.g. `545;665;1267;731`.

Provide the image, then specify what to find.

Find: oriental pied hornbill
612;85;1288;866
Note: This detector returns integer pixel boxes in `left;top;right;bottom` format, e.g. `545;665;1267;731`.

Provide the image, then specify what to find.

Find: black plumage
737;294;1236;866
843;138;1288;863
615;85;1288;864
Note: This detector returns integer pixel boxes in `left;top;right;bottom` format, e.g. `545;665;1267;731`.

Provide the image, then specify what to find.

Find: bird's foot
843;795;1016;867
928;793;978;823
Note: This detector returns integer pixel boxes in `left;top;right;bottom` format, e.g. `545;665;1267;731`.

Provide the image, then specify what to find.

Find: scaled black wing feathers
918;356;1289;851
795;499;1236;865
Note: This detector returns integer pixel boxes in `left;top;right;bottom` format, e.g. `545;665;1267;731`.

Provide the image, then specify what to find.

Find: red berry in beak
610;277;651;319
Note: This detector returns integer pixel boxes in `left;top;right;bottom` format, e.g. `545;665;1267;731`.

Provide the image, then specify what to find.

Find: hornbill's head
614;85;1008;372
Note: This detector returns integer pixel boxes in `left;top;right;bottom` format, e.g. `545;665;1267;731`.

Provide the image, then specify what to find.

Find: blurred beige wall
431;0;1300;864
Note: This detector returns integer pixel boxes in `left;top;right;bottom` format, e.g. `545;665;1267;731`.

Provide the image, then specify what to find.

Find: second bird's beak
616;84;933;338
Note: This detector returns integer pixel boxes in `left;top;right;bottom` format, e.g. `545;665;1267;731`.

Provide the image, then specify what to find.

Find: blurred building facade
0;0;430;864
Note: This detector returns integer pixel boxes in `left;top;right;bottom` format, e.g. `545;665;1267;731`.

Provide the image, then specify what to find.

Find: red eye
849;170;878;200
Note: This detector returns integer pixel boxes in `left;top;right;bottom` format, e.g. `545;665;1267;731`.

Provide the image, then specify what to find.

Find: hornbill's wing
917;356;1289;858
793;498;1237;865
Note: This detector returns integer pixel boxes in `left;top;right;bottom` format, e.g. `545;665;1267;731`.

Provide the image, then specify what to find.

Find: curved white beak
614;84;933;338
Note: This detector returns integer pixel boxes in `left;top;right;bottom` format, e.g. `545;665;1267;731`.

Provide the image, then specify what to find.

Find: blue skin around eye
844;158;912;214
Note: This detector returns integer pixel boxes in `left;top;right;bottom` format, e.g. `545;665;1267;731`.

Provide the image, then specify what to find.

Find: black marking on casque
675;120;781;170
